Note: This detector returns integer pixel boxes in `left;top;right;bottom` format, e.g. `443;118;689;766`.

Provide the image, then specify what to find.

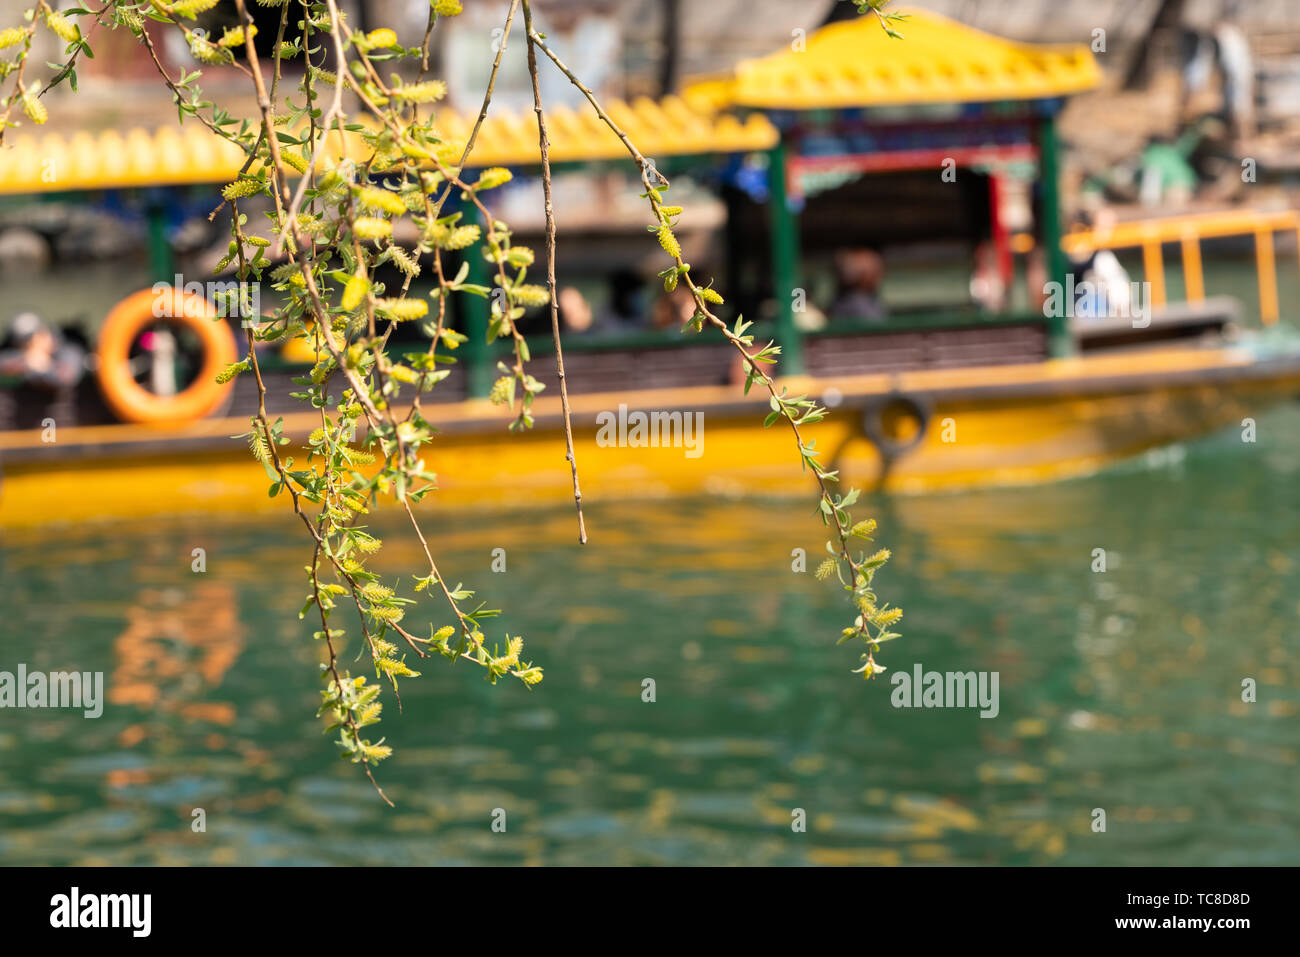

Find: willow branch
523;1;586;543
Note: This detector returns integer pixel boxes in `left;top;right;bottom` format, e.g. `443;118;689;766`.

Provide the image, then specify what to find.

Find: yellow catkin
171;0;220;18
489;376;514;406
341;274;369;312
189;36;230;65
512;285;550;308
0;27;27;49
352;218;392;241
388;365;420;385
657;224;681;259
389;246;421;278
222;179;262;201
393;80;447;103
873;607;903;627
505;247;535;268
376;298;428;321
357;186;406;216
218;25;256;48
215;360;249;385
368;608;405;628
475;167;513;190
280;151;308;174
20;89;47;125
426;223;479;250
851;519;877;538
45;11;79;43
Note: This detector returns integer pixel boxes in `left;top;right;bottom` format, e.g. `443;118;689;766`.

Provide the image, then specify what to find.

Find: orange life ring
96;287;238;424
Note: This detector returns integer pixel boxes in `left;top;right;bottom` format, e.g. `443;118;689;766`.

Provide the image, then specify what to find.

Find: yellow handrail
1062;209;1300;325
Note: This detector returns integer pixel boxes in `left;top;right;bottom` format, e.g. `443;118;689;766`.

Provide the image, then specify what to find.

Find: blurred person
1066;209;1133;321
1213;19;1255;141
652;284;697;330
970;239;1007;312
1185;5;1253;143
0;312;86;391
557;286;597;336
1179;9;1255;144
1025;244;1048;315
830;248;886;321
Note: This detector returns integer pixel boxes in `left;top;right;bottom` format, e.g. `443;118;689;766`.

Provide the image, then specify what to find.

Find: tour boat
3;10;1298;529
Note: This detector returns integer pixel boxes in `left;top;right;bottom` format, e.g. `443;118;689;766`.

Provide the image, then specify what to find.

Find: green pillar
462;207;492;398
145;195;173;285
1038;115;1072;358
768;141;804;375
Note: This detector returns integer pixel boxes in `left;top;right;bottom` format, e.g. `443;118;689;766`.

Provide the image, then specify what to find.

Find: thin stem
530;25;887;668
430;0;520;218
523;0;586;544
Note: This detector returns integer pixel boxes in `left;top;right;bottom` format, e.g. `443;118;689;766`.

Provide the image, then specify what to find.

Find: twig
530;25;889;667
523;0;586;544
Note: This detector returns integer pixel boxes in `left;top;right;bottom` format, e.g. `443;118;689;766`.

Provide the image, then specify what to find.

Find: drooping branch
523;0;587;544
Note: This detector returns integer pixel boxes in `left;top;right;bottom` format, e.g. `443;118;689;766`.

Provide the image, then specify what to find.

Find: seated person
829;248;887;321
0;312;86;391
558;286;622;338
652;285;697;330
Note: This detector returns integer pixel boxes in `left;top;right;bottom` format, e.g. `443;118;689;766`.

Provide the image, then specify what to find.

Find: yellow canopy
436;95;776;166
685;8;1100;111
0;96;777;195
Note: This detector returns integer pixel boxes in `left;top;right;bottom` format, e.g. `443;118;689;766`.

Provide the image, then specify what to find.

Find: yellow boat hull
2;343;1298;530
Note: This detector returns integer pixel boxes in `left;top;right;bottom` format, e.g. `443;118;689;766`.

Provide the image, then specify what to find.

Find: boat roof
0;96;778;196
684;8;1100;112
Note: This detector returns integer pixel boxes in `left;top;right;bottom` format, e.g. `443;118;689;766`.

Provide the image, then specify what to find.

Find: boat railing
1061;208;1300;325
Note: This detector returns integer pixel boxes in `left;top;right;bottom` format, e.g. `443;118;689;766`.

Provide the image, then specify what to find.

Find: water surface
0;405;1297;865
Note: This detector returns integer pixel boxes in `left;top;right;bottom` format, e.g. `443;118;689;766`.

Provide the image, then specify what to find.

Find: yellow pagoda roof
685;9;1100;111
0;96;777;196
436;95;777;166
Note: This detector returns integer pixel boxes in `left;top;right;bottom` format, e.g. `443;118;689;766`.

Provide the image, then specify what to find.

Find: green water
1;406;1298;865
